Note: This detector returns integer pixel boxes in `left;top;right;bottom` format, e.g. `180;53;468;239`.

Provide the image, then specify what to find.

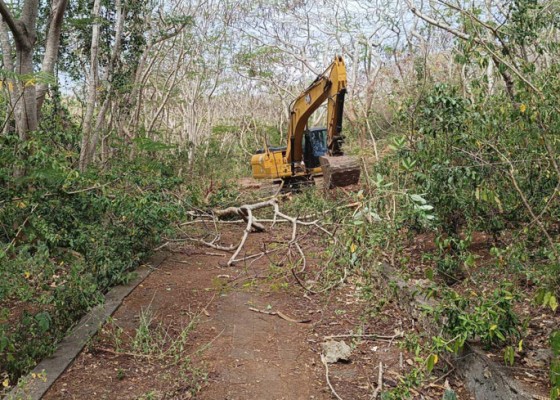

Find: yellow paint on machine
251;151;322;180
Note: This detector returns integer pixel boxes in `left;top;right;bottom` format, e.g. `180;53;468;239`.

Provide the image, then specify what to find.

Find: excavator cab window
303;127;327;169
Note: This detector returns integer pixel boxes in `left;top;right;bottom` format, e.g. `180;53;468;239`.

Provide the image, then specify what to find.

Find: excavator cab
303;127;327;169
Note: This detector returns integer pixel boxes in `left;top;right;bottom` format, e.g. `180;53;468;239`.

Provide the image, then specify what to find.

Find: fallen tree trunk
379;262;538;400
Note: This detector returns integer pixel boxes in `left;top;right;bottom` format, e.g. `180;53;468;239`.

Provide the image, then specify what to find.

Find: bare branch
0;1;22;43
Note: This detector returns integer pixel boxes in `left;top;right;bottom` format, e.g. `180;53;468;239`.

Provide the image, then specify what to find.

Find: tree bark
0;0;67;141
79;0;101;171
15;47;37;140
89;0;124;162
0;16;15;135
0;0;39;140
36;0;68;116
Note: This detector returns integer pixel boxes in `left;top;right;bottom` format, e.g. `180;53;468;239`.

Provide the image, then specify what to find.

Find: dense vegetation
1;0;559;397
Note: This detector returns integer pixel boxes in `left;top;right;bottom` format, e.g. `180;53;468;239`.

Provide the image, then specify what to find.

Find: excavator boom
250;56;360;189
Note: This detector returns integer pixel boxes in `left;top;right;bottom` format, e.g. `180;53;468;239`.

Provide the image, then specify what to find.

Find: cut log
319;155;361;189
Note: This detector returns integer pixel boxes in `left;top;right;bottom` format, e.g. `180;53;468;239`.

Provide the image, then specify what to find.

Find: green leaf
544;291;552;307
551;331;560;356
504;346;515;366
410;194;427;204
550;296;558;312
425;268;434;280
426;353;438;373
0;335;8;353
35;312;51;333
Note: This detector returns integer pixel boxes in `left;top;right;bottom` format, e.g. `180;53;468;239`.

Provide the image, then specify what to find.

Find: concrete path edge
7;252;168;400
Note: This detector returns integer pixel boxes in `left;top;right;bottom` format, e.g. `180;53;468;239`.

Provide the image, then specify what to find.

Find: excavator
250;55;360;189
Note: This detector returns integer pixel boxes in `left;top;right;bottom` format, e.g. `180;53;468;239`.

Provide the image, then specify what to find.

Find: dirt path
194;291;325;399
42;224;465;399
44;227;334;399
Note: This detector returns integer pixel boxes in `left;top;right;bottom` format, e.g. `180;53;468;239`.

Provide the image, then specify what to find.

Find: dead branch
179;199;336;269
229;248;283;264
324;332;404;341
291;267;318;295
6;204;38;253
322;354;344;400
94;347;152;358
371;362;383;400
210;199;334;266
212;202;267;232
156;237;236;252
248;307;311;324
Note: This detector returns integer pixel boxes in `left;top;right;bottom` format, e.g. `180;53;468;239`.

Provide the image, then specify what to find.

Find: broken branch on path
155;235;237;252
321;354;344;400
175;199;335;267
212;204;267;232
210;198;334;266
371;361;383;400
324;332;404;342
248;307;311;324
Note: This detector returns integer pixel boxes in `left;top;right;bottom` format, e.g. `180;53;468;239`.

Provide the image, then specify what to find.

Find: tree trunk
0;17;15;135
14;46;37;141
89;0;124;160
0;0;67;141
0;0;39;141
79;0;101;171
36;0;68;117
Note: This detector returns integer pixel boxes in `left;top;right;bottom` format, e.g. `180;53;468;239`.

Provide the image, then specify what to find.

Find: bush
0;131;190;381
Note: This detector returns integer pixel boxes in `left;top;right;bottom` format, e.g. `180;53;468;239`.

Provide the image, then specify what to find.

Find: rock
321;340;352;363
459;348;531;399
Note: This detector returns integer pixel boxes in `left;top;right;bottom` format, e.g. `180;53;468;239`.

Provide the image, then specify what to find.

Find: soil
42;221;463;400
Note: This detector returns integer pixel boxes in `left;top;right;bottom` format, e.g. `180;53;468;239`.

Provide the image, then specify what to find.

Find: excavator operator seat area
303;127;327;169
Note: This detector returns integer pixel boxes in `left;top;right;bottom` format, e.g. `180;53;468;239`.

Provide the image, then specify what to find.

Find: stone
321;340;352;363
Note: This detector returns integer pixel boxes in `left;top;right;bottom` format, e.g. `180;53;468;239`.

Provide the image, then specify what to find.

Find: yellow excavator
250;55;360;189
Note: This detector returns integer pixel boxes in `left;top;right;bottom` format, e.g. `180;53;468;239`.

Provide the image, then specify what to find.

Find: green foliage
551;330;560;400
380;368;424;399
389;80;559;242
427;285;522;351
432;234;475;284
0;128;190;382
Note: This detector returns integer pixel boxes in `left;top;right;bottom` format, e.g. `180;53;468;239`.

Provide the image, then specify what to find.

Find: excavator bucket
319;155;361;189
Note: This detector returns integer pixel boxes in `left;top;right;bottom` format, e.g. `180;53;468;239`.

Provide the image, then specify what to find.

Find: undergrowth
0;128;237;389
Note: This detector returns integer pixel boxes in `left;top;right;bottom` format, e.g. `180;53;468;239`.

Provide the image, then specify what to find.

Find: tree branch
0;1;21;42
406;0;541;96
36;0;68;114
406;0;471;41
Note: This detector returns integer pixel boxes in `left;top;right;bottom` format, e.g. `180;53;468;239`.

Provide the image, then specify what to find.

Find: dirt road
42;225;439;399
43;227;336;399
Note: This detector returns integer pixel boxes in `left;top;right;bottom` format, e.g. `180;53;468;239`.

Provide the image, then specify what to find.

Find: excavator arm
250;55;360;188
284;55;347;166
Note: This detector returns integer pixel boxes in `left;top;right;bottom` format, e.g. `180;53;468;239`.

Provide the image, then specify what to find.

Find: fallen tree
186;198;334;266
